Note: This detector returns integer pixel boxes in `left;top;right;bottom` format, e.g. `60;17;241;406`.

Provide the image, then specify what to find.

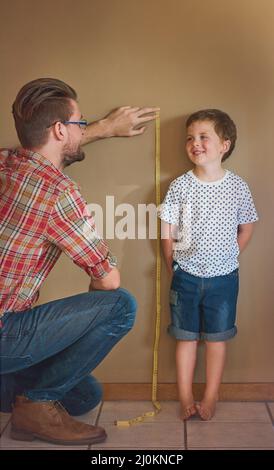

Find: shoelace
53;400;69;415
45;400;68;419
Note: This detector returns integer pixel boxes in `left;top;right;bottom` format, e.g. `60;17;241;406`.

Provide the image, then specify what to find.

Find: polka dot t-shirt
159;170;258;277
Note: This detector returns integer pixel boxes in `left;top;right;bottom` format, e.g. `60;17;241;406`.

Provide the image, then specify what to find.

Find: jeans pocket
172;261;179;273
170;289;178;306
0;312;30;340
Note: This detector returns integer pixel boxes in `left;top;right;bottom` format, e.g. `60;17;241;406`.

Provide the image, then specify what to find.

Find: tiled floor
1;401;274;450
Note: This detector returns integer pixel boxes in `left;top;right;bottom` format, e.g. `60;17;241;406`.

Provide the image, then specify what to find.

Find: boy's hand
237;223;255;253
167;264;173;276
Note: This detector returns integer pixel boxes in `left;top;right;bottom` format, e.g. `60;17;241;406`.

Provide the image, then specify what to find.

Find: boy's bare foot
196;399;217;420
181;403;197;420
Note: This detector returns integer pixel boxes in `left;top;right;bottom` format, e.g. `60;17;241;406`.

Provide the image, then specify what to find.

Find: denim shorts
168;263;239;342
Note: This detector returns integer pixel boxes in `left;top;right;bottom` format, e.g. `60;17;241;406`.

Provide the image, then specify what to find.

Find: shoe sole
10;426;107;446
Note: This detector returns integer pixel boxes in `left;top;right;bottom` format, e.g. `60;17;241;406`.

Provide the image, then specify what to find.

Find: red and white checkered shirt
0;148;117;318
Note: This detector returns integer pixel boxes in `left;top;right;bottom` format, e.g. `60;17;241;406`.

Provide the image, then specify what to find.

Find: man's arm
46;187;119;288
81;106;159;145
237;222;255;252
89;267;120;291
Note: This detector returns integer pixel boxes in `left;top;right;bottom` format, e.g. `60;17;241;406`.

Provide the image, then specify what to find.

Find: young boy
159;109;258;421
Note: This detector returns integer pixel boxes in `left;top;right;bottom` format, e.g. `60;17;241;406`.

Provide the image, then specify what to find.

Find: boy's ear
223;139;231;153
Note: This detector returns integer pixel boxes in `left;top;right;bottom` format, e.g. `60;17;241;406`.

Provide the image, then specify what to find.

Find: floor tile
187;422;274;449
92;422;184;449
73;402;101;425
0;413;11;434
0;444;89;450
90;446;182;450
267;402;274;423
205;402;271;423
154;401;182;422
98;400;184;424
188;447;274;450
99;401;271;425
2;401;274;450
98;401;156;424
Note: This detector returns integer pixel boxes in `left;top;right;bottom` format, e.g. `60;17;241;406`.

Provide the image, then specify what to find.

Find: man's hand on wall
81;106;159;145
100;106;160;137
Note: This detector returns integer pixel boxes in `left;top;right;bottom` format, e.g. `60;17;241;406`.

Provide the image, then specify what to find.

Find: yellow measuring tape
115;113;161;427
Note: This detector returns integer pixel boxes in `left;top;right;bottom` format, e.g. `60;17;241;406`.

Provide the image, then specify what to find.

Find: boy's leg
198;270;238;420
196;340;226;420
176;340;198;420
169;268;201;421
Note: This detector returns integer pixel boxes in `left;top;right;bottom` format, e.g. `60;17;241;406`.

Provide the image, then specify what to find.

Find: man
0;78;158;445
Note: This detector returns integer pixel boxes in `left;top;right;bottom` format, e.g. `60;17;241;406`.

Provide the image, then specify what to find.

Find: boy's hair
12;78;77;148
186;109;237;161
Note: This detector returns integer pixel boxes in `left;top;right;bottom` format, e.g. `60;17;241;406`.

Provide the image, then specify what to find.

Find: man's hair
186;109;237;161
12;78;77;148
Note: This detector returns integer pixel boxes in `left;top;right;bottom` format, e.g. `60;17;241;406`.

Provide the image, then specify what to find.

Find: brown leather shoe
10;395;107;445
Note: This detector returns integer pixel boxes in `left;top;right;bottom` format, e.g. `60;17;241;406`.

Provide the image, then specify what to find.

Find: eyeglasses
47;119;88;130
63;120;88;130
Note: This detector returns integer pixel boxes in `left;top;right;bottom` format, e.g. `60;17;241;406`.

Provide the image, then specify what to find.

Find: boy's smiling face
186;120;231;168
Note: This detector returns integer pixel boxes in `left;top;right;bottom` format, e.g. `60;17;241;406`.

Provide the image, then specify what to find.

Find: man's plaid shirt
0;148;117;318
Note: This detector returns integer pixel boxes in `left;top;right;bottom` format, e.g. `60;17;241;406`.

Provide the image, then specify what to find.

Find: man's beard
62;145;86;168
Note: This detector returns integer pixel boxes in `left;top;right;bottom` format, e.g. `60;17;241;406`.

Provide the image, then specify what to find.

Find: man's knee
114;288;137;332
118;288;137;313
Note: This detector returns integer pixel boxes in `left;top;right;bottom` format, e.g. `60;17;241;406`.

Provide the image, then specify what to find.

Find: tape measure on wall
115;112;162;427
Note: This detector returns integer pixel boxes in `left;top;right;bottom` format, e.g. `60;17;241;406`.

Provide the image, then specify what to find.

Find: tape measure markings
115;113;161;427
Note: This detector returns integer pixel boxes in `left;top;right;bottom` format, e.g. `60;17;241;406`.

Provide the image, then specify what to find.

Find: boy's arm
237;222;256;253
81;106;159;145
161;221;176;275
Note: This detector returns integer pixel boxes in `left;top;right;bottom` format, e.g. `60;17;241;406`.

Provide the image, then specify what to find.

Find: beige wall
1;0;274;383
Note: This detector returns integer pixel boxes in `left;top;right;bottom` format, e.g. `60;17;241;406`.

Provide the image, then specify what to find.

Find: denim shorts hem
200;326;237;342
167;325;199;341
167;325;237;342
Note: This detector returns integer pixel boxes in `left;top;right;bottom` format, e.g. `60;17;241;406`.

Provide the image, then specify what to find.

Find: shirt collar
15;147;61;172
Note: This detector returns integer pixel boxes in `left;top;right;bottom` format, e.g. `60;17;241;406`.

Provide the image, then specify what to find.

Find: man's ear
52;121;67;142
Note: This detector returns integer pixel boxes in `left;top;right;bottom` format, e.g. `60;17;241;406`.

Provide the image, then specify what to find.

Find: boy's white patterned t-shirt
159;170;258;277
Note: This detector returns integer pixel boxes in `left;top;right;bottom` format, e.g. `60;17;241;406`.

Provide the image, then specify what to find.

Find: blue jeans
169;264;238;341
0;288;137;414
